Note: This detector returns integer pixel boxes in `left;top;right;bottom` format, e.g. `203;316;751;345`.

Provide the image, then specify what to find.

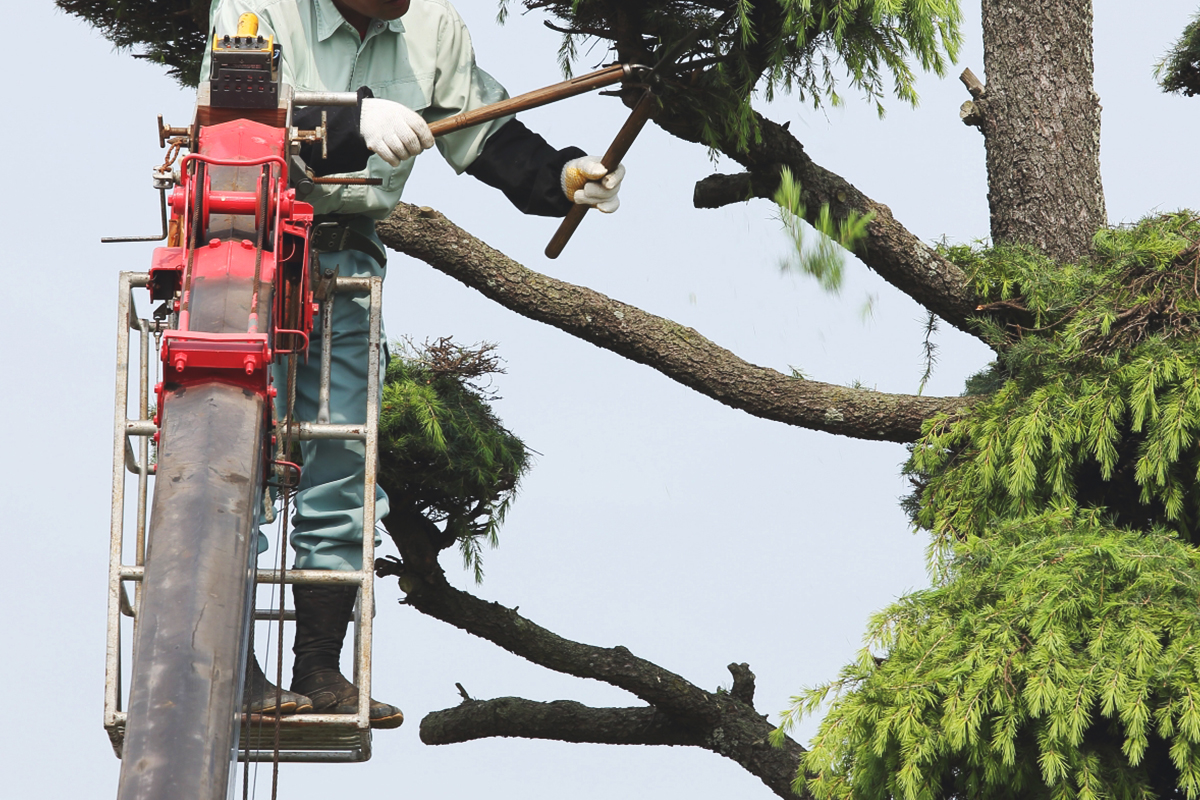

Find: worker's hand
359;98;435;166
562;156;625;213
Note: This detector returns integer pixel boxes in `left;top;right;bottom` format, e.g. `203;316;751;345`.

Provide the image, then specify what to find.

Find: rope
271;487;290;798
242;624;253;800
271;353;301;799
239;346;300;800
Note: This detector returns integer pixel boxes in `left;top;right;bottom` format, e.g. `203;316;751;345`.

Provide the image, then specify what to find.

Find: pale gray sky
2;1;1196;797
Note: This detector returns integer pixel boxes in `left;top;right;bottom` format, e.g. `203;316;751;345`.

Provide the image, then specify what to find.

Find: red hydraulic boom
106;16;382;799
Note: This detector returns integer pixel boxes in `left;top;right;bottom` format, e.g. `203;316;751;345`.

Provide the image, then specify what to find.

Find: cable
271;352;301;799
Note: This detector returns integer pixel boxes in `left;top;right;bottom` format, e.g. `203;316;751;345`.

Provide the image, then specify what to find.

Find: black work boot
290;584;404;729
243;653;313;715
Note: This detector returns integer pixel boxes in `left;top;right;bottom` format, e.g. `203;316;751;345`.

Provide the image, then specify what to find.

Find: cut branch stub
728;662;756;706
960;100;983;129
693;168;783;208
959;68;986;129
960;67;986;98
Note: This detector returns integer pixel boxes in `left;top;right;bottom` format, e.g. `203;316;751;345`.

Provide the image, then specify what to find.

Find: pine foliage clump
787;213;1200;800
911;213;1200;547
57;0;962;110
56;0;208;86
778;511;1200;800
501;0;961;149
1157;12;1200;97
377;339;530;582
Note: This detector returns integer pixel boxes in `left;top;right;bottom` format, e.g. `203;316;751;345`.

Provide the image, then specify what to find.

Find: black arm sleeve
465;119;586;218
293;87;374;177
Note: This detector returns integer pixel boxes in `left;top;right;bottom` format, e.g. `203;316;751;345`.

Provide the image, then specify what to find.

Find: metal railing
105;271;384;766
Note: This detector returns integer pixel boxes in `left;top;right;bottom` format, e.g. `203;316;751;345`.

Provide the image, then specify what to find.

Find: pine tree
778;216;1200;800
66;1;1200;796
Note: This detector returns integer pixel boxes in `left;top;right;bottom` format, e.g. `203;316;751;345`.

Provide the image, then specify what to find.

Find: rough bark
975;0;1106;261
377;204;972;444
375;546;807;799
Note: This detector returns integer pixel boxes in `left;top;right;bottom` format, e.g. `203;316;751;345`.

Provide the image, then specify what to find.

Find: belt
311;216;387;268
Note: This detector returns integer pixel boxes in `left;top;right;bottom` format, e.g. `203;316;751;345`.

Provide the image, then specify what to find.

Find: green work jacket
201;0;513;219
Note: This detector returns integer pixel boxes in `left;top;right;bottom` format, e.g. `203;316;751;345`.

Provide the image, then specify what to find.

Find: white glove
359;97;435;166
562;156;626;213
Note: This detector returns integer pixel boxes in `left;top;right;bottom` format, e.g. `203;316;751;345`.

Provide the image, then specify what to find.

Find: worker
201;0;626;729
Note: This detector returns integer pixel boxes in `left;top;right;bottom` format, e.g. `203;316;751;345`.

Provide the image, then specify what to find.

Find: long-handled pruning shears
108;36;693;258
544;33;699;259
426;55;673;260
543;85;657;259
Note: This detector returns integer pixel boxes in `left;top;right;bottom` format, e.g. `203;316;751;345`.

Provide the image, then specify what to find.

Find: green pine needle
775;166;875;294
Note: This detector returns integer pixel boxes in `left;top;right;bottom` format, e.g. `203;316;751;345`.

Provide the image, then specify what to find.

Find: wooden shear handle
544;90;656;259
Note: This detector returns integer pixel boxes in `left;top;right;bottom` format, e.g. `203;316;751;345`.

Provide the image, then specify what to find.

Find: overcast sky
3;1;1197;798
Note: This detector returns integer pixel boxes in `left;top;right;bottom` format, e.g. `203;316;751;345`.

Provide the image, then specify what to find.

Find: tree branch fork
376;551;807;799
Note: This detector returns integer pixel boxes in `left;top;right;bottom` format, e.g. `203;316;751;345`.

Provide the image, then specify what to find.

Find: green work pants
260;238;389;571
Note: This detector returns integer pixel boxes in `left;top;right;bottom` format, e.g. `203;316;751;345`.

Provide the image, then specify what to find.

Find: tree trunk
976;0;1106;262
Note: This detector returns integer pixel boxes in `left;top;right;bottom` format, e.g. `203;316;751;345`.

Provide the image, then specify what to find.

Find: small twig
542;20;610;38
456;682;474;702
975;299;1028;314
918;311;940;396
400;336;507;396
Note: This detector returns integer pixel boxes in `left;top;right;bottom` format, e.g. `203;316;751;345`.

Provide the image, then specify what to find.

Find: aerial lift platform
100;13;646;797
103;16;383;797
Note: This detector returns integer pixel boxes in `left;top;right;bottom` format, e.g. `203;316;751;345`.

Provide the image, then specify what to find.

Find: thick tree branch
421;698;702;746
377;204;971;443
381;553;723;716
376;550;807;799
